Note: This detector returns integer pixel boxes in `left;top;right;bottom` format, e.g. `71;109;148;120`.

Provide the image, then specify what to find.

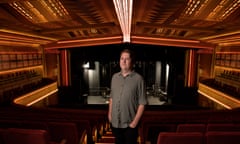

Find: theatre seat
207;123;240;132
206;131;240;144
3;128;55;144
157;132;204;144
47;122;79;144
0;128;7;144
176;124;206;133
20;121;49;131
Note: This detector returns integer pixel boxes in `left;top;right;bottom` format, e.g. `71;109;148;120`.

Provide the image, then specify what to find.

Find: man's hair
120;48;136;64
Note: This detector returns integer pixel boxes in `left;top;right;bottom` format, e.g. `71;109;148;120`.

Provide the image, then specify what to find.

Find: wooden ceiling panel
0;0;239;49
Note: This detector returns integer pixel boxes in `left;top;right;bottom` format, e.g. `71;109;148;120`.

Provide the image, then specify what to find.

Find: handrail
198;83;240;110
13;82;58;106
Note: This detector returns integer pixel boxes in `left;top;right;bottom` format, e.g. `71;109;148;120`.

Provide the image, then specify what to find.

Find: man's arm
129;104;145;128
108;98;112;122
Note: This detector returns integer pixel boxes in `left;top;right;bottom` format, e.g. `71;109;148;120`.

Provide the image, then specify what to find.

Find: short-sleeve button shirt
110;71;147;128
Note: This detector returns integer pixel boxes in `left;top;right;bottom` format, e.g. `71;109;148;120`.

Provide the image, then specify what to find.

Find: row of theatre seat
0;128;61;144
139;108;240;144
157;123;240;144
0;106;109;144
0;120;88;144
157;131;240;144
2;105;240;144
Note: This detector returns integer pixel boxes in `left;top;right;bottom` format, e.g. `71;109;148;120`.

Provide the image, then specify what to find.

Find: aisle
95;126;142;144
95;128;115;144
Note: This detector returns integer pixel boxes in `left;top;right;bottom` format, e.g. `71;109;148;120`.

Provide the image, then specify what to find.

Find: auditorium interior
1;0;240;144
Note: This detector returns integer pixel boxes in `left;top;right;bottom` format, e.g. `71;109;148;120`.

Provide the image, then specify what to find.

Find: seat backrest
4;128;50;144
176;124;206;133
207;123;240;132
47;122;79;144
206;131;240;144
157;132;204;144
20;121;49;131
0;128;8;144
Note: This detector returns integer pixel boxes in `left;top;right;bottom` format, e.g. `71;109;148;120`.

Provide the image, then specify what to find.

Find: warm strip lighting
0;65;43;75
113;0;133;43
26;89;58;106
0;40;40;47
219;41;240;46
198;90;232;110
0;29;58;41
215;66;240;72
200;30;240;40
215;52;240;54
132;36;200;43
10;0;70;23
13;82;58;106
198;83;240;109
184;0;201;15
219;0;240;20
45;36;122;49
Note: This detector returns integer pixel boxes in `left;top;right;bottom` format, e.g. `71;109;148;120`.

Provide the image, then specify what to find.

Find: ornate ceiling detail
0;0;239;49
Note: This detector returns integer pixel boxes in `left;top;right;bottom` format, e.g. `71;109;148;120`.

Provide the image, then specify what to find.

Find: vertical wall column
160;61;167;91
185;49;198;87
60;49;70;86
211;45;218;78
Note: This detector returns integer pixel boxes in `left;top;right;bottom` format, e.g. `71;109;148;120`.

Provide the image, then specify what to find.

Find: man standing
108;48;147;144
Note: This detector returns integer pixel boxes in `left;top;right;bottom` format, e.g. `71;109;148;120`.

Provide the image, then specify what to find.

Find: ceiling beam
199;29;240;40
40;22;116;34
136;22;216;33
131;35;215;49
44;35;122;50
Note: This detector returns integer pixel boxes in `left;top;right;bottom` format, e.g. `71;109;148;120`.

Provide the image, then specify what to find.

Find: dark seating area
0;106;108;144
157;132;204;144
157;131;240;144
0;120;88;144
176;124;206;133
0;128;59;144
1;105;240;144
206;131;240;144
140;109;240;144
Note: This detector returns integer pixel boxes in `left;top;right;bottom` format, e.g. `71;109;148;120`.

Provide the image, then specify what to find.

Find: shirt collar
118;70;135;77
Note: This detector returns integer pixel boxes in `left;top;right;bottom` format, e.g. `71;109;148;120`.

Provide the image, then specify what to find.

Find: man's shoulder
132;71;144;79
112;72;121;77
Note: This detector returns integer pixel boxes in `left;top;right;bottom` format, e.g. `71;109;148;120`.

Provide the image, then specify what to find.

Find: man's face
120;52;132;71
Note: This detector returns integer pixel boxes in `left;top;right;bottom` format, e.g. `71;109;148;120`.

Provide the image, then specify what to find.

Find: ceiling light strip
200;30;240;40
113;0;133;42
132;36;200;43
0;29;58;41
